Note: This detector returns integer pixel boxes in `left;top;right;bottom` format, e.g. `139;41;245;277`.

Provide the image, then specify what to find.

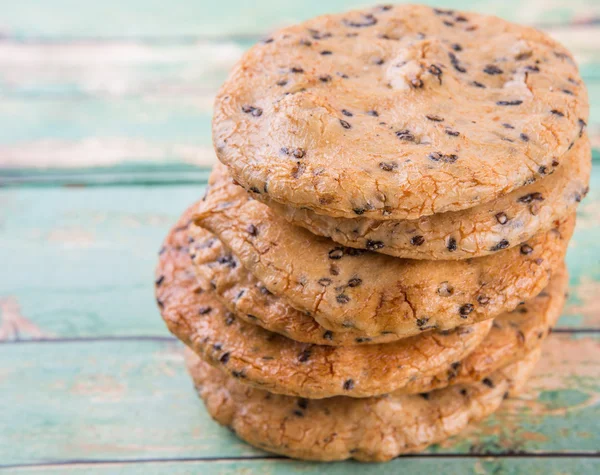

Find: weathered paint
0;335;598;467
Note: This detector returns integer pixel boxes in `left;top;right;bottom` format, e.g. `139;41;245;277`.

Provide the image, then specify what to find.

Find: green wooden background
0;1;599;473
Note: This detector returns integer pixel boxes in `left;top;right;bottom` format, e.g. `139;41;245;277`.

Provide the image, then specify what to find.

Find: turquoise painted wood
6;458;600;475
2;0;599;39
1;334;598;466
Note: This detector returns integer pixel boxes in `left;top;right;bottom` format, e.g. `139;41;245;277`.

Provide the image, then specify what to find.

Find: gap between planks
0;327;599;345
2;451;600;471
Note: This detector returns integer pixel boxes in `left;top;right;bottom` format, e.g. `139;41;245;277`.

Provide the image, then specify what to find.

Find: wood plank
0;334;598;466
1;171;598;341
1;0;598;40
5;457;600;474
1;26;599;100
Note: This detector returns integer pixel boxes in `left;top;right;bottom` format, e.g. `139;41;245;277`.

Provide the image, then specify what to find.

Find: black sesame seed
343;379;355;390
328;247;344;259
219;352;230;364
429;152;458;163
410;235;425;246
336;294;350;304
343;14;377;28
518;192;544;204
483;64;503;75
428;64;442;76
459;304;474;318
198;306;212;315
426;114;444;122
520;133;529;142
246;224;257;236
318;277;332;287
155;275;165;286
366;240;385;251
374;58;385;65
451;43;462;51
355;337;372;343
347;277;362;287
379;161;398;171
298;348;311;362
290;67;304;73
319;75;332;82
225;314;235;326
551;109;564;117
482;378;495;388
353;207;365;215
490;239;510;252
448;52;466;73
502;123;515;129
320;50;333;55
156;298;164;309
562;89;574;95
323;330;333;340
340;119;352;129
241;105;263;117
447;237;457;252
497;100;523;106
437;282;454;297
298;398;309;409
341;109;353;117
524;65;540;72
520;244;533;255
445;128;460;137
367;110;379;116
495;212;508;225
539;166;548;175
396;129;415;141
293;410;304;417
416;317;430;327
472;81;486;88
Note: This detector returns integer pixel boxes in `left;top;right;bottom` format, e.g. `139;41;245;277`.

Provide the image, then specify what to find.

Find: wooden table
1;1;599;473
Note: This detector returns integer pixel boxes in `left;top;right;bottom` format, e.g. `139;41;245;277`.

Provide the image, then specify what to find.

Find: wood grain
2;0;599;40
1;334;598;468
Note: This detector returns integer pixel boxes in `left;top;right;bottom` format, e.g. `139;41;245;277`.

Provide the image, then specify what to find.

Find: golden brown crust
194;163;574;337
156;210;491;398
399;263;566;394
188;223;401;346
188;220;567;363
185;347;540;461
262;138;590;260
213;4;588;220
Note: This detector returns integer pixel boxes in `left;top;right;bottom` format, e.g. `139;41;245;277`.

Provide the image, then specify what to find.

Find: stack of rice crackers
156;5;590;462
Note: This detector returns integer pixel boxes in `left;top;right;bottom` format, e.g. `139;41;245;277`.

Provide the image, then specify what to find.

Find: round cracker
214;4;588;220
185;347;540;461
